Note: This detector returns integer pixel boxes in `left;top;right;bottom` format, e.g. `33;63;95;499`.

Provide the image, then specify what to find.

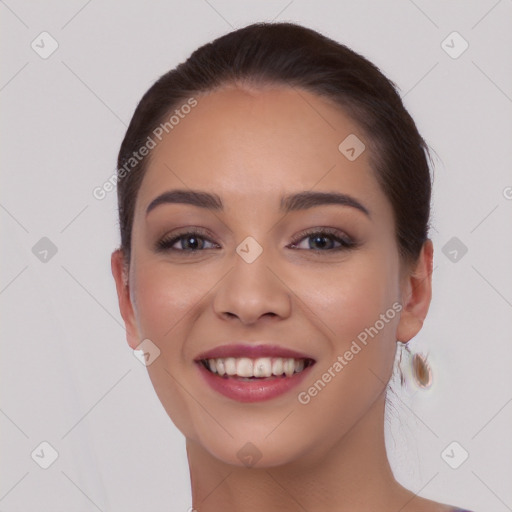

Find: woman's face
113;85;428;468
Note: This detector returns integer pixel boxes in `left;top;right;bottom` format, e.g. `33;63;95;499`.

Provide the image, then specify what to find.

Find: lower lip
195;362;314;403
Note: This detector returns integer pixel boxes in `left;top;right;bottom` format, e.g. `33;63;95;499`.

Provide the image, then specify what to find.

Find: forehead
135;85;391;219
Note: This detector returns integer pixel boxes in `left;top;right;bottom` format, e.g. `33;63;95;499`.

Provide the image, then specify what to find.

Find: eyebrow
145;189;370;217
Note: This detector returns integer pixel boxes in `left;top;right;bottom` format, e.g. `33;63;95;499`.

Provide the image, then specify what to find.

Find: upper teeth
204;357;307;378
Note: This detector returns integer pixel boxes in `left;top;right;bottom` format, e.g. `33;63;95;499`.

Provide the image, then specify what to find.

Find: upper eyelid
290;227;351;241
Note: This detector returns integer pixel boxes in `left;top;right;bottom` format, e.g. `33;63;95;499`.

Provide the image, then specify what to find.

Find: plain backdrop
1;1;511;511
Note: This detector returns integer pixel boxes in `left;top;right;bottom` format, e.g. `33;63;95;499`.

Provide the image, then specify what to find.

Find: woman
111;22;474;512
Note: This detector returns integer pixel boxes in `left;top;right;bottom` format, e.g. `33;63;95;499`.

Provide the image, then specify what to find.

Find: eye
156;228;219;253
287;228;357;252
155;227;357;254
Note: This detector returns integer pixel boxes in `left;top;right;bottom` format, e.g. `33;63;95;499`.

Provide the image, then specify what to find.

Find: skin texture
111;85;454;511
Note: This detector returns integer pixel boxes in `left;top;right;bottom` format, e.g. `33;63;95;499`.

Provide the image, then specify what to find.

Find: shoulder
438;505;476;512
404;497;476;512
392;486;475;512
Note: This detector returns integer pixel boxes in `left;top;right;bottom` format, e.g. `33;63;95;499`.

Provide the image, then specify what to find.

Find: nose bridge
213;237;291;323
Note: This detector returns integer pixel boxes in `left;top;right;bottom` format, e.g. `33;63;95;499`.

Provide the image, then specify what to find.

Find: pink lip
194;344;315;361
195;360;315;403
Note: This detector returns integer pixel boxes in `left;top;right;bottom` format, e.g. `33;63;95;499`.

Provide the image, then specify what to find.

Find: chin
202;436;308;469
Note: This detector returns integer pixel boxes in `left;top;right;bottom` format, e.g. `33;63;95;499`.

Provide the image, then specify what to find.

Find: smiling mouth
199;356;316;380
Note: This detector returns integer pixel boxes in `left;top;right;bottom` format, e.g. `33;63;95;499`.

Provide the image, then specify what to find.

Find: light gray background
1;1;511;511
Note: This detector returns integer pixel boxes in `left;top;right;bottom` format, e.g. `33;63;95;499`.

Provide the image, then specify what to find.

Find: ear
111;249;140;350
396;239;434;343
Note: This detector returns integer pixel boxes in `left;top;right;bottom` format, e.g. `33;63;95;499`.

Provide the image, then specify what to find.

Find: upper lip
194;344;316;361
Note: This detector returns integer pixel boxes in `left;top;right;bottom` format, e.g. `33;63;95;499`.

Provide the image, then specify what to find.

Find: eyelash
156;227;358;255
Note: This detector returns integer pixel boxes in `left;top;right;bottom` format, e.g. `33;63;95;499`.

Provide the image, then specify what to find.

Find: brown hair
116;21;433;266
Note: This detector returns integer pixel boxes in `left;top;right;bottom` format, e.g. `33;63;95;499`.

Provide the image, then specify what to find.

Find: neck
186;392;414;512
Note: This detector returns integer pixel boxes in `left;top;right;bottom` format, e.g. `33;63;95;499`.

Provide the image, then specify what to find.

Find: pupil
311;235;330;249
185;236;200;249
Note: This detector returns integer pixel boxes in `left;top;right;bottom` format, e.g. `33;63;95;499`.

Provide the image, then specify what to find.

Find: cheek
295;253;400;349
294;252;400;407
132;262;206;344
130;263;209;439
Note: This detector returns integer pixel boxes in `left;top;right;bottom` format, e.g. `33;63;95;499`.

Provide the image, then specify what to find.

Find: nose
213;248;292;326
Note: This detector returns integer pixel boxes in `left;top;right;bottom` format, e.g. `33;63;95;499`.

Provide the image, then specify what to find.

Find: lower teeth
221;373;293;380
236;375;285;380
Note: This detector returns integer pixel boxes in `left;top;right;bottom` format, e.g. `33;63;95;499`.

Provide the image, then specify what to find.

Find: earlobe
111;249;140;350
396;239;434;343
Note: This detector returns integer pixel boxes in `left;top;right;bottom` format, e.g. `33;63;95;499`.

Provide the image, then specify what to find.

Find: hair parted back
117;21;432;268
